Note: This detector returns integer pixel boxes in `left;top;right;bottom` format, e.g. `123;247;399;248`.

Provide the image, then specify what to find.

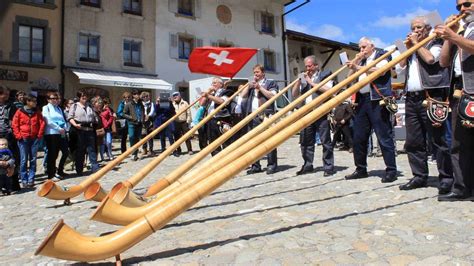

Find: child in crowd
0;138;15;195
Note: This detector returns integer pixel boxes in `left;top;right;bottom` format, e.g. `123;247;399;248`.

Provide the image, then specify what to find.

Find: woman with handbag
99;97;114;161
67;91;99;175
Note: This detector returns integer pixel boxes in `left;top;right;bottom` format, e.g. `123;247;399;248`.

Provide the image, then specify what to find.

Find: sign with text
0;68;28;82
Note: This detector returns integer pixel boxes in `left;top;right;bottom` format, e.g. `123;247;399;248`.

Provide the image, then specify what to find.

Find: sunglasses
456;2;472;11
49;97;58;100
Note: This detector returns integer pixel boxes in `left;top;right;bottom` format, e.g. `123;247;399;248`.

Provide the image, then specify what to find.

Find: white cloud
314;24;345;40
370;37;390;49
286;19;346;42
374;7;432;29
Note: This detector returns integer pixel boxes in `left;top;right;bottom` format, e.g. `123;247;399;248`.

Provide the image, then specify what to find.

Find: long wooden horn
96;83;249;205
103;69;344;208
143;69;344;197
37;94;201;202
91;47;400;224
36;14;460;261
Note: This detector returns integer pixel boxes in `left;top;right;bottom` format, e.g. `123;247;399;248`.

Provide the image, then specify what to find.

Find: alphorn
91;83;250;205
36;14;465;262
143;68;343;197
102;68;345;208
37;94;202;202
90;55;382;224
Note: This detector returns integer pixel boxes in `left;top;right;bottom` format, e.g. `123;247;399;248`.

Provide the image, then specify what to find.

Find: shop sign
113;81;143;88
0;68;28;82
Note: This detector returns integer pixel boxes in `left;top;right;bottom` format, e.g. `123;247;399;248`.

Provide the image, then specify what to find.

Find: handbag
423;91;450;128
96;128;106;137
457;92;474;128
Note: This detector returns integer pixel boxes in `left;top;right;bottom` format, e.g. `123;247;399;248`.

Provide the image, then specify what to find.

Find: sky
284;0;457;48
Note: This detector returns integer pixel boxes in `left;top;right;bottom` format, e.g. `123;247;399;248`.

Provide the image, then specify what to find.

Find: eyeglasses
456;2;472;11
49;97;58;100
411;25;426;31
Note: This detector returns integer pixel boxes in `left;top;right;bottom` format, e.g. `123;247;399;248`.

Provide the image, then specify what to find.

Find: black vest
359;50;392;100
404;38;451;91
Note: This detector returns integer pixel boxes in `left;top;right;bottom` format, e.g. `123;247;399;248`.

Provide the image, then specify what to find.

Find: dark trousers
352;94;397;175
159;126;174;151
58;136;69;174
2;133;20;191
128;124;142;156
142;124;154;153
44;134;61;179
300;115;334;171
450;97;474;195
404;92;453;183
75;130;98;174
174;121;192;153
332;123;353;148
120;122;128;153
0;174;11;192
198;124;208;150
208;118;232;156
247;117;277;170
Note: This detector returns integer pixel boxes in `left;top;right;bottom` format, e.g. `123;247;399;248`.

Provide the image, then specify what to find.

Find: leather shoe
246;167;262;175
438;191;473;202
345;171;368;180
296;166;313;175
399;178;427;190
381;173;397;183
438;182;451;195
323;170;335;177
266;168;277;174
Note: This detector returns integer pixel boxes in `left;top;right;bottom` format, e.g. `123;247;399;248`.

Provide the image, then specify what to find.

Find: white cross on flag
188;47;258;78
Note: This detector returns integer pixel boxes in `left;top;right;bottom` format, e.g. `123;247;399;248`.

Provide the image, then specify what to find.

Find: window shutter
274;15;281;36
256;49;264;65
254;10;262;32
194;0;201;18
275;52;281;74
195;38;203;48
169;33;179;59
168;0;178;13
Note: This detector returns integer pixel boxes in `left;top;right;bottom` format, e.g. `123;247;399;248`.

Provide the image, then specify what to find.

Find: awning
71;69;172;90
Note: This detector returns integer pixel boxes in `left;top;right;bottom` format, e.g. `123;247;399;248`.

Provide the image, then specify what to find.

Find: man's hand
407;32;419;48
341;119;345;125
435;25;458;41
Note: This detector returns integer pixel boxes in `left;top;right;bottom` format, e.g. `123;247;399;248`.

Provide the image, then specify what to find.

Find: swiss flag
188;47;258;78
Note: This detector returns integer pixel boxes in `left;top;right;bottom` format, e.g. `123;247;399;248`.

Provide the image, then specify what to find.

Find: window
263;50;276;72
18;25;44;64
79;34;100;62
28;0;46;3
123;40;141;67
178;36;193;60
217;41;233;48
301;46;314;59
261;13;275;34
178;0;193;16
123;0;141;15
80;0;100;8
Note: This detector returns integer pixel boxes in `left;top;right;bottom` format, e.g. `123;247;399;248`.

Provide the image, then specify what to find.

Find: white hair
213;77;224;85
359;37;374;46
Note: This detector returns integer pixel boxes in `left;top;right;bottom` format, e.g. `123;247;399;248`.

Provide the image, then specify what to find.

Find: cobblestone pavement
1;137;473;265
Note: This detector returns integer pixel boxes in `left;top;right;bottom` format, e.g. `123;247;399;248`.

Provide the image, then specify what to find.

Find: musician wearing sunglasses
395;16;453;194
291;55;335;177
435;0;474;201
344;37;397;183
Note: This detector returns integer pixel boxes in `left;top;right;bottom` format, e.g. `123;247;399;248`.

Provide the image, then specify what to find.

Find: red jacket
12;108;45;140
100;107;114;130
